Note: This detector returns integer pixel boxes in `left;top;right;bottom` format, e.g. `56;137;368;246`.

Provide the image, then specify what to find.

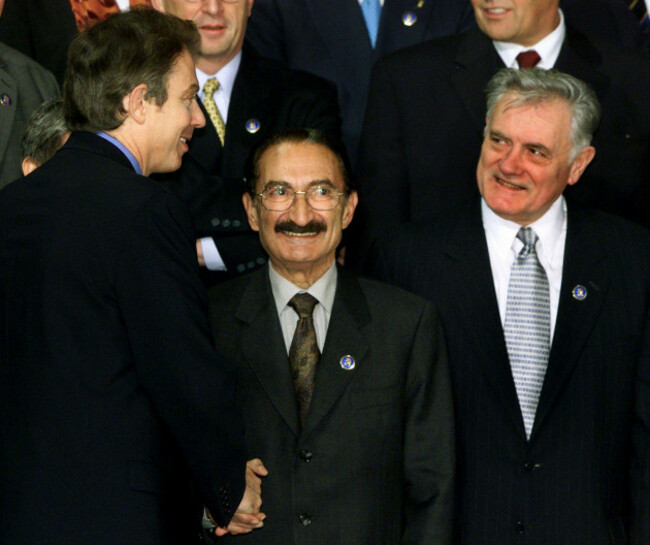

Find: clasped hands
209;458;268;537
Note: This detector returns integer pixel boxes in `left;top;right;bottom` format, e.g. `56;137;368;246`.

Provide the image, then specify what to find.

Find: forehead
166;50;199;92
258;142;344;187
490;93;571;137
161;0;195;18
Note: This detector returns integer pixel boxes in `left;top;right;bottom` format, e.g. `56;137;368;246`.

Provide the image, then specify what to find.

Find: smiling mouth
280;231;319;237
496;177;524;190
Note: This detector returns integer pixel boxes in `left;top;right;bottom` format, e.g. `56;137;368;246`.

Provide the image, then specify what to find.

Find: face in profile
243;141;358;281
153;0;254;72
471;0;560;46
144;49;205;174
476;92;594;225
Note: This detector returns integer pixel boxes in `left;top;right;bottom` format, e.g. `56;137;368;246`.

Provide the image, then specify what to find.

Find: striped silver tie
504;227;550;439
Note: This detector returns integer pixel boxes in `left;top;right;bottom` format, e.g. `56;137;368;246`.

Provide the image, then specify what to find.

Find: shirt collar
268;261;338;317
196;51;242;103
481;195;566;263
493;9;566;69
97;131;142;175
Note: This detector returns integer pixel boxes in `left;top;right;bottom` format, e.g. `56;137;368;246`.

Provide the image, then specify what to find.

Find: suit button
256;257;266;265
247;261;256;269
222;219;231;227
211;218;220;226
515;521;524;534
523;461;539;472
232;220;241;227
236;264;246;273
298;513;312;526
297;449;313;462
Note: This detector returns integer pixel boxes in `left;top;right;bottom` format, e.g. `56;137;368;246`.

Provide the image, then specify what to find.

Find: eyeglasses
255;184;348;212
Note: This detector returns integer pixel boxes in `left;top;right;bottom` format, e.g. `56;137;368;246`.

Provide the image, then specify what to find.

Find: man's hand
196;239;206;267
215;458;268;536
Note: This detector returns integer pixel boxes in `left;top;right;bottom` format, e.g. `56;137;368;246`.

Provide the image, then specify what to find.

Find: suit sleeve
402;301;455;545
115;189;247;527
351;58;409;271
631;301;650;543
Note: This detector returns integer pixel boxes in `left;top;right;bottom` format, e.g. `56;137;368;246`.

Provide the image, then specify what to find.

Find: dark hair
64;8;200;132
21;99;68;166
244;128;353;196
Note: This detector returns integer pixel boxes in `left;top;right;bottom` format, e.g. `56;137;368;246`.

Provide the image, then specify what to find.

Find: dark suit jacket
207;265;455;544
245;0;476;162
370;199;650;544
157;48;341;284
0;41;59;188
0;0;77;85
353;26;650;269
0;132;247;545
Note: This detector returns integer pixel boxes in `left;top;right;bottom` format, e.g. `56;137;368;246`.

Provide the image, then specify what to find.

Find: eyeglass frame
252;183;351;212
183;0;239;4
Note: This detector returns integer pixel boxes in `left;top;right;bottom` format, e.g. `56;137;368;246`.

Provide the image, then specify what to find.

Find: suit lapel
451;30;504;131
445;202;527;438
223;50;273;179
302;268;371;438
236;270;301;436
187;99;223;175
0;66;17;168
532;204;610;439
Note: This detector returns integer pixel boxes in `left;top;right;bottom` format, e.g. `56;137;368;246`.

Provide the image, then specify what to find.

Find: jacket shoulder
0;42;59;96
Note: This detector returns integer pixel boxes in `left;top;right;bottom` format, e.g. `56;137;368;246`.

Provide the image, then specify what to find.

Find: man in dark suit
354;0;650;269
0;0;59;187
371;68;650;544
245;0;476;162
151;0;341;285
207;129;455;544
0;10;264;544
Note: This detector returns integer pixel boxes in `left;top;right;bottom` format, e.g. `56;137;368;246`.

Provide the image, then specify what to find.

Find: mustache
275;220;327;234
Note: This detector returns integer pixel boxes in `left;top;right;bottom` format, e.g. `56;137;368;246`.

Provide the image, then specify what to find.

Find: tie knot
516;226;539;255
204;78;220;96
289;293;319;319
516;50;541;69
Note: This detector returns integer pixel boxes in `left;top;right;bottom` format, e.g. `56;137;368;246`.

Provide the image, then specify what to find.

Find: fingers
214;512;266;536
246;458;269;477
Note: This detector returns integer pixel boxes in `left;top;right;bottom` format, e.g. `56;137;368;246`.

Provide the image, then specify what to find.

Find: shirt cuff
200;237;227;271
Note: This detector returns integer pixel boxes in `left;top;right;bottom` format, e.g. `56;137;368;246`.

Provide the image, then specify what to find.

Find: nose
202;0;223;15
287;192;313;224
499;146;523;175
191;100;206;129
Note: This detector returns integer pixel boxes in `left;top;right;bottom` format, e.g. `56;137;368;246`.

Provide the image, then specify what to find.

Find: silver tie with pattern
504;227;551;439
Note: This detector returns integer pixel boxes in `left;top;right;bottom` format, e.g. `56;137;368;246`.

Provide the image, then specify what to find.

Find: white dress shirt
493;9;566;69
481;196;567;342
269;262;337;354
197;53;242;271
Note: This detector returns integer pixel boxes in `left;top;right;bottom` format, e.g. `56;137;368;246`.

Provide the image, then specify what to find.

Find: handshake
207;458;268;537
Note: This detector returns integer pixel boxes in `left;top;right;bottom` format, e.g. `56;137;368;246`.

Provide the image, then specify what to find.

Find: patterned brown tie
288;293;320;425
67;0;151;32
202;78;227;146
516;50;541;69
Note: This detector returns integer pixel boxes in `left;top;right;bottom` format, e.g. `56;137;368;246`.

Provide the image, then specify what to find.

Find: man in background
20;98;69;175
152;0;341;285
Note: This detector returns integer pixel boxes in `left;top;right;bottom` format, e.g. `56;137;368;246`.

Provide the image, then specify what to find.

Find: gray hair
21;99;68;166
485;68;601;162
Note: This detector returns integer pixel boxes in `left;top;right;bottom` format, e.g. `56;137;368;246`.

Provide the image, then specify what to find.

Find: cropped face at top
476;92;594;225
471;0;560;46
155;0;253;72
144;49;205;174
243;141;357;281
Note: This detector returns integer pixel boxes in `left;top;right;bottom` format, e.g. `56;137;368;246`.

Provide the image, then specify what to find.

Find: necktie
504;227;550;439
288;293;320;425
516;50;541;69
629;0;650;34
68;0;151;32
360;0;382;48
203;78;226;146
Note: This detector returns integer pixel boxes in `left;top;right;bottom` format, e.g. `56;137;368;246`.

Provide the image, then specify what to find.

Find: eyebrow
263;179;336;189
489;130;553;157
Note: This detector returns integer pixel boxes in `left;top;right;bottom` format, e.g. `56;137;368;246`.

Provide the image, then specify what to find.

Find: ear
567;145;596;186
21;157;38;176
341;190;358;230
122;83;149;125
150;0;165;12
247;0;254;16
242;192;260;232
